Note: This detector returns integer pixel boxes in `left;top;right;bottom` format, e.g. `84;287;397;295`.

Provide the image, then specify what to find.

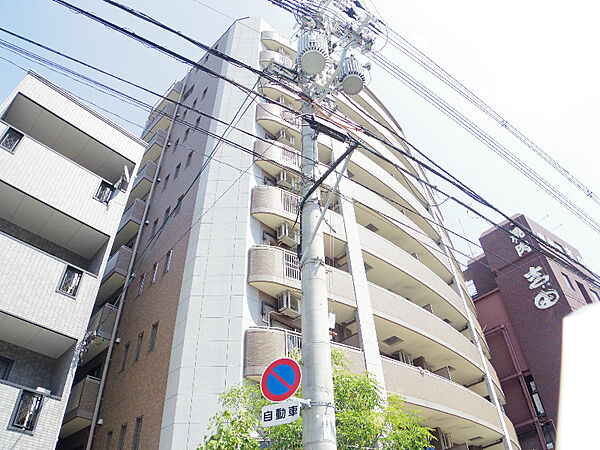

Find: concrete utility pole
292;7;374;447
300;100;337;448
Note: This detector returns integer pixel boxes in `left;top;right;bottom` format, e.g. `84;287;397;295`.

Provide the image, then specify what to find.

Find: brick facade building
464;214;599;450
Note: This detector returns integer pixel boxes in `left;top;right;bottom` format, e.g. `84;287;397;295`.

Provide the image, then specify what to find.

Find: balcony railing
60;375;101;438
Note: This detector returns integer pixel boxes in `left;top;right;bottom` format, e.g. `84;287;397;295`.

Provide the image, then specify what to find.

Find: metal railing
283;249;300;280
281;190;300;215
285;329;302;356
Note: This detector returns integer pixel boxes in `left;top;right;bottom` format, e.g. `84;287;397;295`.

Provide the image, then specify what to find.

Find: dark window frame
148;322;159;353
8;390;43;434
132;416;143;450
0;127;24;153
57;265;83;298
134;333;144;363
120;342;130;372
0;355;14;380
117;423;127;450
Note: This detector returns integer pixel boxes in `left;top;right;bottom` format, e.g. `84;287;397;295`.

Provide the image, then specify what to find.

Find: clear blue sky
0;0;598;275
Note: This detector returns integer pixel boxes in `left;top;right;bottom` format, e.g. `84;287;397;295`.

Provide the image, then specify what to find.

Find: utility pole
289;4;375;448
300;99;337;448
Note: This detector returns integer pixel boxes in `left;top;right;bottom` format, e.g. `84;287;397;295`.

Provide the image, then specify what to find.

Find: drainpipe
85;73;189;450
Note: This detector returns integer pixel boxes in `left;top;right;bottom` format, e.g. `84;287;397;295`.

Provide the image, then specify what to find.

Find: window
591;290;600;303
562;273;575;290
183;128;190;142
94;180;114;203
172;139;179;153
174;163;181;179
151;263;158;285
162;174;170;192
0;127;23;152
120;342;130;372
164;250;173;275
148;323;159;353
191;99;197;111
117;424;127;450
134;333;144;363
174;195;184;216
164;207;171;224
0;355;13;380
195;116;201;129
186;151;193;168
10;390;43;432
105;431;113;450
151;219;158;237
132;416;143;450
201;87;208;101
138;273;146;295
525;375;546;416
182;85;194;101
181;108;187;121
58;266;83;297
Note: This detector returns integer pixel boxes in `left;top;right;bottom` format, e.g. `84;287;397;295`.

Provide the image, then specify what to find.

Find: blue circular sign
260;357;302;402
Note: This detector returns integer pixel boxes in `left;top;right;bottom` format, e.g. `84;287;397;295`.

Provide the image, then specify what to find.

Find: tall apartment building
0;72;144;449
464;214;598;450
61;18;520;450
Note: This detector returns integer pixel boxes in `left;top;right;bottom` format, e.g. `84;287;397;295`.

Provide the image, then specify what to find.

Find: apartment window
151;219;158;237
0;355;13;380
58;266;83;297
117;424;127;450
174;195;184;216
191;99;197;111
120;342;130;372
132;416;143;450
148;323;159;353
181;108;187;121
195;116;201;129
591;290;600;303
105;431;113;450
172;139;179;153
186;151;193;168
10;390;43;432
182;85;194;101
174;163;181;179
138;273;146;295
525;375;546;416
561;273;575;290
164;207;171;224
162;174;170;192
94;180;114;203
164;249;173;275
134;333;144;363
0;127;23;153
151;263;158;285
201;87;208;101
183;128;190;142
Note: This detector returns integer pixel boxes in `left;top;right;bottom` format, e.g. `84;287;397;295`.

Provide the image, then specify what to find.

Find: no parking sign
260;357;301;402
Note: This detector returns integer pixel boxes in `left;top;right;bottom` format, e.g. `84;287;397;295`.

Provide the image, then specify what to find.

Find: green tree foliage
199;351;434;449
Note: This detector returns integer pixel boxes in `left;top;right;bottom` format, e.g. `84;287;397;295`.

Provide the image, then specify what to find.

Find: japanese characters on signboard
510;226;560;310
261;398;301;427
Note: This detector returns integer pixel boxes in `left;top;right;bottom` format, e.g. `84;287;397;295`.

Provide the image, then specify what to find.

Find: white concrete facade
0;72;144;449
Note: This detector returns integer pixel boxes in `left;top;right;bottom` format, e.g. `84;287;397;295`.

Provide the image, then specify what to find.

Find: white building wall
159;18;268;450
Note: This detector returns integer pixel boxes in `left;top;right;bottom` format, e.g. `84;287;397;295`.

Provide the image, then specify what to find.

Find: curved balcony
253;139;301;174
96;245;132;305
259;49;294;70
59;375;100;438
147;80;182;123
247;246;503;401
348;150;436;239
244;327;518;450
256;102;301;139
259;78;302;111
261;30;296;57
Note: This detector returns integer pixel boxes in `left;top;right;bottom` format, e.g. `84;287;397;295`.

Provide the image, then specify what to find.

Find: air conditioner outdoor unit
277;170;295;189
277;222;300;248
277;291;301;318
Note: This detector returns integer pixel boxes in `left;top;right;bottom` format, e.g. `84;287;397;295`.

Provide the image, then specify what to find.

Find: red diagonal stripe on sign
268;367;293;390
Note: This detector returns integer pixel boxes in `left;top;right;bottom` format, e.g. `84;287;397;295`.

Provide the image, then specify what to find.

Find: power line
4;7;595;287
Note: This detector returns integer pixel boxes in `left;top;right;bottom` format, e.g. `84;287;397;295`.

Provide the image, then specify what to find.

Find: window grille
58;266;83;297
132;416;143;450
164;249;173;274
117;424;127;450
0;128;23;152
120;343;130;372
11;391;42;431
94;181;114;203
134;333;144;362
138;273;146;295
